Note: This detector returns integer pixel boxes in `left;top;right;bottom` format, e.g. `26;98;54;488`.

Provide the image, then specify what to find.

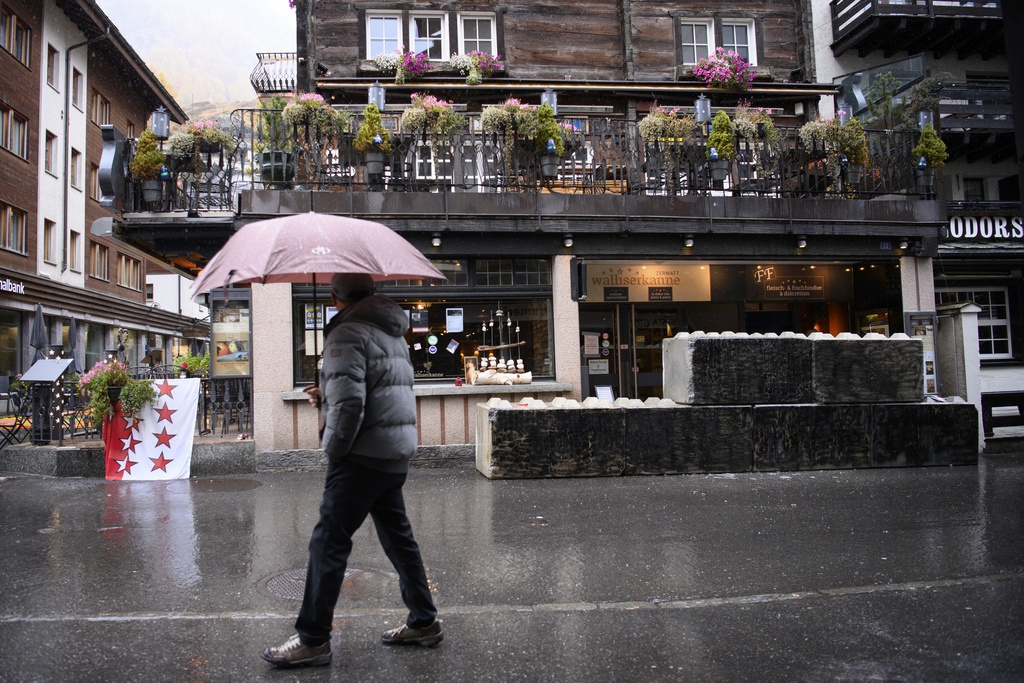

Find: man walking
262;273;443;668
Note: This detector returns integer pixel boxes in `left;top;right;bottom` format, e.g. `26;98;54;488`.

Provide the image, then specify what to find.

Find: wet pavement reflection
1;454;1022;681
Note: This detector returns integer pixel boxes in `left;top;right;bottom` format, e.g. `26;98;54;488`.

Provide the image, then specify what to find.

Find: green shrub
706;110;735;161
353;103;393;154
129;130;166;180
912;124;947;168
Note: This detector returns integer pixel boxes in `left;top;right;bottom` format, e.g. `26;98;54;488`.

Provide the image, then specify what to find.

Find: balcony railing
830;0;1003;58
122;137;236;214
250;52;297;95
122;110;926;212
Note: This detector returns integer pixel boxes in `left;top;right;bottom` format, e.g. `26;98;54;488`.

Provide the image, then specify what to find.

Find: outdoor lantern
431;232;442;248
541;89;558;115
838;104;853;126
918;156;928;169
151;106;170;139
796;235;807;249
563;234;573;248
839;153;849;167
917;109;934;130
684;234;694;248
899;239;909;250
369;81;385;111
694;94;711;123
708;147;719;161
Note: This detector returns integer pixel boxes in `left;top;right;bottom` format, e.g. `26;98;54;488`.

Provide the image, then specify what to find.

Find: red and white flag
104;378;201;481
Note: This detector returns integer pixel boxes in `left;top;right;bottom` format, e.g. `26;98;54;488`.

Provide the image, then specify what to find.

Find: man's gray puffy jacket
319;294;416;473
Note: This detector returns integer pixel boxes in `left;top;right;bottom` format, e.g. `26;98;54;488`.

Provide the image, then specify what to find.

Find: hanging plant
400;93;465;148
638;106;697;143
693;47;755;90
450;51;504;85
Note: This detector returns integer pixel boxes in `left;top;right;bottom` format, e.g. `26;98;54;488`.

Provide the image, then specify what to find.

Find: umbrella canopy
67;317;82;373
190;212;445;295
29;304;48;362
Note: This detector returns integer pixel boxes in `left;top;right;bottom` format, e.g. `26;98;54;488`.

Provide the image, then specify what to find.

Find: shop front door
581;304;682;400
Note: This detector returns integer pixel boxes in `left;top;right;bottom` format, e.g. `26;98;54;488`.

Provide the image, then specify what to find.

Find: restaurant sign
945;216;1023;241
585;261;711;303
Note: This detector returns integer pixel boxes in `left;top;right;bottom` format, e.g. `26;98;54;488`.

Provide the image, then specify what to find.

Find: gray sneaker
381;618;444;647
261;634;331;668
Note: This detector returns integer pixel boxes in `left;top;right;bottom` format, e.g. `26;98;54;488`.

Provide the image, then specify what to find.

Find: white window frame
68;230;81;272
936;287;1013;360
457;12;496;56
0;202;26;253
43;219;56;264
117;253;141;291
366;12;402;59
90;242;108;281
46;44;59;88
70;148;81;189
679;19;715;66
721;19;757;65
410;12;448;60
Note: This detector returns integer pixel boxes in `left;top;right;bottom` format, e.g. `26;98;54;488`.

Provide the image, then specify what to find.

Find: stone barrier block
753;404;872;471
812;333;924;404
624;406;752;474
871;402;979;467
476;404;624;479
663;332;813;405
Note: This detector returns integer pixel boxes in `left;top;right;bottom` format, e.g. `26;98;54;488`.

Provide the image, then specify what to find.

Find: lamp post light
151;106;170;140
694;94;711;123
541;89;558;115
917;109;934;131
369;81;386;112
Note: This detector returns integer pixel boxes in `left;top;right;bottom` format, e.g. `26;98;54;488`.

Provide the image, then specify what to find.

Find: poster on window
905;311;938;395
212;304;251;377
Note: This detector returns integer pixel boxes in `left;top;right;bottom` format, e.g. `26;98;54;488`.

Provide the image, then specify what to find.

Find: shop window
380;259;469;288
936;287;1012;359
514;259;552;286
0;308;21;377
475;259;514;286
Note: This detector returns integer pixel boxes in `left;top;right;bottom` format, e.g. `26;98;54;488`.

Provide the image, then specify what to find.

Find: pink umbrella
190;212;444;293
190;212;445;382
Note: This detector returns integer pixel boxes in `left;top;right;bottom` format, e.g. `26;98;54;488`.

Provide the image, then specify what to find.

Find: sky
98;0;297;107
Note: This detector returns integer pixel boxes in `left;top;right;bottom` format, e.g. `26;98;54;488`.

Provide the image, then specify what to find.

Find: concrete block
663;332;813;405
812;333;924;404
871;402;979;467
193;441;257;475
753;405;872;471
476;404;625;479
625;406;752;474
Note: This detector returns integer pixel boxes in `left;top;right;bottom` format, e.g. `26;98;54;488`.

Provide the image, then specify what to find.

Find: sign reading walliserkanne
584;262;712;303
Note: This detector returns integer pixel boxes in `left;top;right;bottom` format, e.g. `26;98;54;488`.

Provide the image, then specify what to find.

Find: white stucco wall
148;272;209;320
552;254;582;400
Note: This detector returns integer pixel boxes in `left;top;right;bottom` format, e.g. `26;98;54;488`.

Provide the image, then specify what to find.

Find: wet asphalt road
1;455;1022;682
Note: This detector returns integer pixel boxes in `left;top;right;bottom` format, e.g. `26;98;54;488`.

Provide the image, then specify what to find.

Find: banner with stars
104;378;201;481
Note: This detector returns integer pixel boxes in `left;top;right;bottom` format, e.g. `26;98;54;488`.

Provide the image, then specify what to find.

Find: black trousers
295;458;437;646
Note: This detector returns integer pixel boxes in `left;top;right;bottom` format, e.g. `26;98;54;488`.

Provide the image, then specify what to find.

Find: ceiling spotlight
563;233;573;248
898;239;909;250
684;234;694;248
431;232;442;248
796;235;807;249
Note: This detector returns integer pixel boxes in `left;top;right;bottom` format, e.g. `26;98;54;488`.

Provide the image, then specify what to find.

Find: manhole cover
258;567;395;601
166;478;263;493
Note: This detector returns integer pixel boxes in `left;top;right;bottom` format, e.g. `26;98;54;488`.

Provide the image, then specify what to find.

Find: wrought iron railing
123;110;924;207
250;52;297;95
123;136;236;214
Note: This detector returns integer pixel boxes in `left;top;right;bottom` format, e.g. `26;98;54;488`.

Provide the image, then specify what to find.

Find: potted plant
838;118;869;183
283;93;351;143
173;351;210;378
733;103;780;181
400;93;466;151
373;47;432;85
255;95;295;186
706;110;736;181
534;102;564;178
912;123;947;193
353;103;393;175
167;129;197;172
798;117;843;179
129;129;166;202
78;360;157;421
693;47;755;91
449;51;504;85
